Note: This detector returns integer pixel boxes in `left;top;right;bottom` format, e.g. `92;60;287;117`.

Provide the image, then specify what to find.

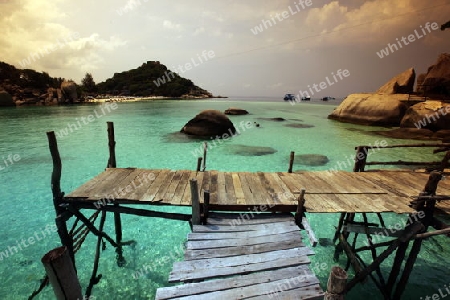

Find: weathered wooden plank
172;171;191;205
153;170;178;202
126;169;160;200
204;212;294;225
208;170;219;205
249;284;325;300
180;171;200;205
155;265;313;299
139;169;170;202
216;171;228;205
186;231;301;250
259;172;291;204
87;168;135;199
224;172;237;205
244;172;272;204
169;253;311;282
188;224;300;240
238;172;255;205
162;170;185;201
165;276;321;300
231;173;246;204
193;221;297;233
65;168;117;198
185;239;305;260
173;247;314;274
200;171;210;197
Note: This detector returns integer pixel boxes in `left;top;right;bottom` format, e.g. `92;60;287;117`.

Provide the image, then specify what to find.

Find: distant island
0;60;216;106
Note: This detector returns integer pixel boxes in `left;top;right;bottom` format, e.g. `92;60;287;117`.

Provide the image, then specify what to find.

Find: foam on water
0;99;448;299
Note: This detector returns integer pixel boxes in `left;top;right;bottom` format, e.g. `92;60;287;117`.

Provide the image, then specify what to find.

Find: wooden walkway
64;168;450;214
155;213;324;300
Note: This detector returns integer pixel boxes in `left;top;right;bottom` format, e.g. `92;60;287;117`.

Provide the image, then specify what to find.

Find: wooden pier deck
64;168;450;214
155;212;324;300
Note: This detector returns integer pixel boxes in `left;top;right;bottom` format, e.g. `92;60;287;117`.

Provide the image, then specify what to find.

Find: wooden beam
295;188;306;225
107;122;116;168
343;224;405;238
301;217;318;247
344;221;423;293
338;233;363;275
46;131;63;215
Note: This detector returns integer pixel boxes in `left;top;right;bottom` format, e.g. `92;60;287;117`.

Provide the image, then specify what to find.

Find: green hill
97;61;212;98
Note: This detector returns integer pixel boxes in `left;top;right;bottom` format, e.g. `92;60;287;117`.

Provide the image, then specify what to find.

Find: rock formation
328;93;408;126
376;68;415;94
400;101;450;131
416;53;450;96
224;107;249;115
61;81;78;103
0;90;14;107
181;110;236;138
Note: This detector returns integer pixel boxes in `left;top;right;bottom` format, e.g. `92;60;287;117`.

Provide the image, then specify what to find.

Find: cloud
163;20;183;31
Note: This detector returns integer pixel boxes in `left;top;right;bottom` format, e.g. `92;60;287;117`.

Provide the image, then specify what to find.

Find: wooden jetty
30;122;450;300
155;212;323;299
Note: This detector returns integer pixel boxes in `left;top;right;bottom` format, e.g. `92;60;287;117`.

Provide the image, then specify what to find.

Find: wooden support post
47;131;64;215
324;266;347;300
107;121;116;168
47;131;75;266
106;122;125;267
203;190;210;224
190;179;201;226
42;246;82;300
202;142;207;172
333;213;346;243
85;210;107;297
338;233;363;275
295;188;306;225
196;157;202;172
302;217;318;247
288;151;295;173
353;146;368;172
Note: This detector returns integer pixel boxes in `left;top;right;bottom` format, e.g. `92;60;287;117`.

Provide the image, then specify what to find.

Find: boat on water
321;96;335;101
283;94;296;101
301;96;311;101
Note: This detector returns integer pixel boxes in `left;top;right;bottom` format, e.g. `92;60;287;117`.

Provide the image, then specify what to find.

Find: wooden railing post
202;142;207;172
190;179;201;226
203;190;210;224
353;146;368;172
288;151;295;173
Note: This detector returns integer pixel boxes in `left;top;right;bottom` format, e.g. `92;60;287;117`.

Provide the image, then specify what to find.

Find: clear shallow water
0;99;448;299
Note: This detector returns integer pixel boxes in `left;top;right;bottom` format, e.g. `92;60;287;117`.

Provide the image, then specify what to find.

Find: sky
0;0;449;98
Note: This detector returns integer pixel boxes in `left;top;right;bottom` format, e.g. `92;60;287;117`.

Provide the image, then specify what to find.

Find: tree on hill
81;73;97;94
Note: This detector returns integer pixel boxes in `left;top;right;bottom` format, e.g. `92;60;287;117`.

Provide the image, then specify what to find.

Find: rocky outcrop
224;107;249;115
0;91;14;107
400;101;450;131
181;110;236;138
61;81;78;103
416;53;450;95
376;68;415;94
328;93;408;126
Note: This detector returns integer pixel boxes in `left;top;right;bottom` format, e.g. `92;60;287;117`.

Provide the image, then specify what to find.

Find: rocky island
0;60;214;107
328;53;450;140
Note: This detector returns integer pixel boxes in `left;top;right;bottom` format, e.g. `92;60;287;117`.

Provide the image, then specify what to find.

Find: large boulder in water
376;68;415;94
0;91;14;107
181;110;236;138
328;93;408;126
400;100;450;131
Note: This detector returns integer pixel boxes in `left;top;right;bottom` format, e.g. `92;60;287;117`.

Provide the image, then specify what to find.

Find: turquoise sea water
0;98;449;299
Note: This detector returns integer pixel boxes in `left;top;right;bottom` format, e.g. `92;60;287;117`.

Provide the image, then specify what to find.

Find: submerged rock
294;154;329;166
224;107;249;115
163;132;201;143
181;110;236;138
257;117;286;122
373;128;435;140
284;123;314;128
0;90;14;107
230;145;277;156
